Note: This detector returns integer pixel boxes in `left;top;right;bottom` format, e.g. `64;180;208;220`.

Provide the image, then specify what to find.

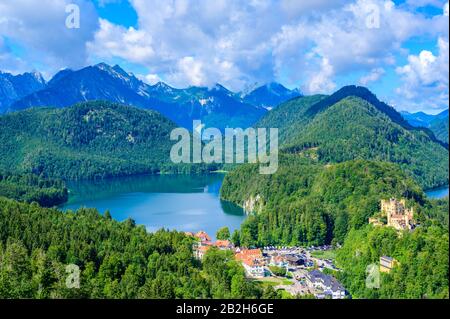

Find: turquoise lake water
425;185;449;199
61;174;245;239
60;172;448;239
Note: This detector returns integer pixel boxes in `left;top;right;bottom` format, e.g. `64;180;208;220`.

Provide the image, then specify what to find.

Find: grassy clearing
254;277;294;287
310;249;337;260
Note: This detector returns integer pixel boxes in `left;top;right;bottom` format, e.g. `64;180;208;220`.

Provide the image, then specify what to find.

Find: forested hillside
256;94;327;141
430;115;449;144
402;109;449;144
255;87;449;189
220;156;449;298
0;171;67;207
221;156;426;246
0;101;212;180
0;197;261;298
336;213;448;299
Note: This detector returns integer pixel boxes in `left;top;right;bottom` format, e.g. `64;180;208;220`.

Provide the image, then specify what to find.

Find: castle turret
381;198;414;231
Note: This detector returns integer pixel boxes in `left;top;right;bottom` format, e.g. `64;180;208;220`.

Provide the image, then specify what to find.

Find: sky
0;0;448;114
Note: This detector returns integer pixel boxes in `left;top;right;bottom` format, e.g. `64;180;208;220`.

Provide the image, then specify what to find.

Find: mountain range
1;63;301;131
256;85;449;189
0;71;46;113
0;101;211;180
0;64;448;188
401;109;449;144
241;82;301;110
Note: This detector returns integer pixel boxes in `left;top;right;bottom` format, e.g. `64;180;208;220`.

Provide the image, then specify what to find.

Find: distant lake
60;174;245;239
425;185;449;199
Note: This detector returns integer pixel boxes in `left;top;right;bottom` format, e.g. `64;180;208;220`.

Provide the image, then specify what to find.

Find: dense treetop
0;171;67;207
0;101;213;180
221;155;448;298
221;157;426;246
0;197;260;299
336;219;448;299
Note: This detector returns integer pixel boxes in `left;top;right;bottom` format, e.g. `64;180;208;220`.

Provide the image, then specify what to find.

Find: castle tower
381;198;414;231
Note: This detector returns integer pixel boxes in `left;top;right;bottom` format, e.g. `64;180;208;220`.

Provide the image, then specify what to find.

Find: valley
401;109;449;144
0;64;448;300
0;0;449;307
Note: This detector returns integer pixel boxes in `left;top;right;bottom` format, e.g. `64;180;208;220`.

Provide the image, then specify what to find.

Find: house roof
272;255;285;263
235;249;262;260
306;270;344;292
380;256;393;262
235;249;264;267
214;240;231;248
240;256;264;267
195;231;211;242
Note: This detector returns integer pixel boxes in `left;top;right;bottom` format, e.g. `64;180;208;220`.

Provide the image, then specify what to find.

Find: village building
214;240;233;250
379;256;398;273
195;231;211;243
305;270;346;299
269;254;289;268
284;254;305;267
194;245;211;260
381;198;415;231
192;231;212;259
242;259;265;278
192;232;235;259
235;249;266;278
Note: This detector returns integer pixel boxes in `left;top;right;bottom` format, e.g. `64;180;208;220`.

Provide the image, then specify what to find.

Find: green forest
256;89;449;189
0;101;214;180
430;115;449;144
221;156;426;246
0;171;68;207
0;197;264;299
0;91;448;299
336;217;448;298
220;155;449;298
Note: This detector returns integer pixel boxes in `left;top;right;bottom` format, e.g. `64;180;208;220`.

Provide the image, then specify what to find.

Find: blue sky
0;0;448;114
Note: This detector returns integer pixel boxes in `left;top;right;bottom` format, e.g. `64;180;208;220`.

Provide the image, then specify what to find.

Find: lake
425;185;449;199
61;174;448;239
61;174;245;239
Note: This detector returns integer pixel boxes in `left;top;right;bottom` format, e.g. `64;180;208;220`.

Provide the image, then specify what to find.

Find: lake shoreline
61;173;245;240
425;185;449;199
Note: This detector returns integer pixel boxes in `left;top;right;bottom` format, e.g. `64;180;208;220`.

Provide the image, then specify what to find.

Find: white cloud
87;19;154;63
1;0;448;112
142;73;162;85
307;58;337;93
280;0;347;16
268;0;441;93
359;68;386;85
88;0;287;90
0;0;98;74
165;56;244;88
85;0;449;94
174;56;205;87
396;37;449;112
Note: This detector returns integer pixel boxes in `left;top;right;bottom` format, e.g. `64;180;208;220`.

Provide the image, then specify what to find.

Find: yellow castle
381;198;414;231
